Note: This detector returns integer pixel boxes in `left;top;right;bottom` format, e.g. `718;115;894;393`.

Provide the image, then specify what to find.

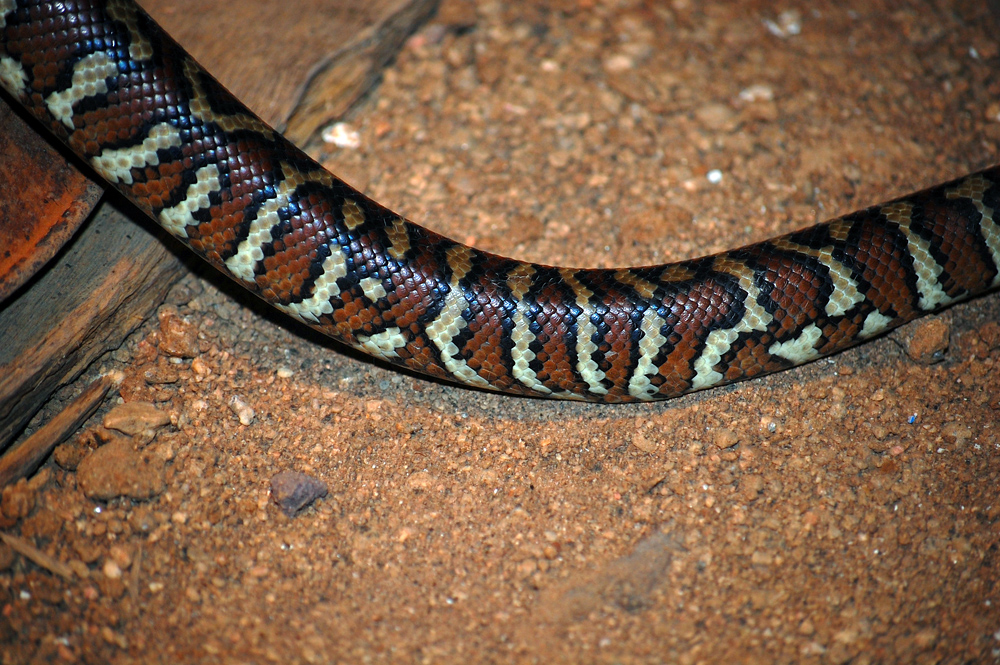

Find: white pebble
738;84;774;102
103;560;122;579
763;10;801;38
707;169;723;184
228;395;256;426
322;122;361;149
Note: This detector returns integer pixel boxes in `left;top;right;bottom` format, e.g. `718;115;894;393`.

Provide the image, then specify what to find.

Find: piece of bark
0;201;185;452
142;0;440;144
0;98;104;303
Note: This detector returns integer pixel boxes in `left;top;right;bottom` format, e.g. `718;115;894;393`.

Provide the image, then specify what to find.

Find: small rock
740;474;765;501
270;471;328;517
97;575;126;600
191;357;212;377
941;422;972;446
913;629;938;650
229;396;255;426
695;102;737;132
68;560;90;579
143;365;179;385
108;544;132;570
866;436;897;454
128;506;158;533
738;84;775;102
631;431;658;453
102;559;122;579
157;307;199;358
73;539;103;564
103;402;171;436
713;428;740;449
406;471;434;490
53;437;91;471
603;53;634;72
906;317;950;364
979;321;1000;349
77;437;166;501
0;479;36;520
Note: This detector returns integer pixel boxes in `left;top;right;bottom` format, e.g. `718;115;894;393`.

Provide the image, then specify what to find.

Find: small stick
0;532;73;579
129;542;143;610
0;371;124;487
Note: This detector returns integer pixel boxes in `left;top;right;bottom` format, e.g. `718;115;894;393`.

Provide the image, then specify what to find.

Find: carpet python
1;0;998;403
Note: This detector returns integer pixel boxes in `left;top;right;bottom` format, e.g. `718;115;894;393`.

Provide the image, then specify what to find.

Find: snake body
1;0;998;402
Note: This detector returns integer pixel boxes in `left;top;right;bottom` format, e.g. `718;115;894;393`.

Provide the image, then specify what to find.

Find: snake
1;0;998;403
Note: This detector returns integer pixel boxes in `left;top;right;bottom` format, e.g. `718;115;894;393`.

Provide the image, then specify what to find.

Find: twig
0;532;73;579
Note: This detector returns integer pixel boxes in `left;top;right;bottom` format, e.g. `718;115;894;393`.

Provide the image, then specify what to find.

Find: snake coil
1;0;997;402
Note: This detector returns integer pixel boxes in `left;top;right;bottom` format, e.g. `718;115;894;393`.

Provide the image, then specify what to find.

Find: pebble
905;317;950;364
191;357;212;377
713;428;740;449
763;9;802;38
68;560;90;579
406;471;435;490
229;395;256;426
76;437;166;500
322;122;361;149
270;471;328;517
53;437;90;471
108;545;132;569
73;540;102;564
979;321;1000;349
631;431;658;453
157;307;199;358
103;559;122;579
738;84;775;102
0;479;36;520
740;474;765;501
103;402;171;436
142;365;179;385
695;103;737;132
941;423;972;446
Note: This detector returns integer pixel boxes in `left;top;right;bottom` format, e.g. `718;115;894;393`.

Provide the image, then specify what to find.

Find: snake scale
1;0;998;403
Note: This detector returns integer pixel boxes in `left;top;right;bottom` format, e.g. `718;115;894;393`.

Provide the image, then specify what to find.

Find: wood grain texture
141;0;439;143
0;202;184;450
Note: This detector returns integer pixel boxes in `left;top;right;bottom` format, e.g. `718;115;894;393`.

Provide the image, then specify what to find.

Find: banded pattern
1;0;998;403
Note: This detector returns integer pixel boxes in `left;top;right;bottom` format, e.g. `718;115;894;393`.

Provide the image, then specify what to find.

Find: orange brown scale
594;292;641;393
723;338;785;382
837;214;918;321
751;252;828;332
918;199;995;295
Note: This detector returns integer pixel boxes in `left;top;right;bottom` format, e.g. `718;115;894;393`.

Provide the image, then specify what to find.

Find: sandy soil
3;0;1000;663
